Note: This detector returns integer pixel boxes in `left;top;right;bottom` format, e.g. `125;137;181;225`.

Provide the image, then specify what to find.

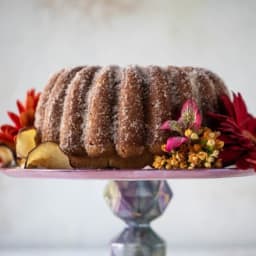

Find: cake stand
0;168;255;256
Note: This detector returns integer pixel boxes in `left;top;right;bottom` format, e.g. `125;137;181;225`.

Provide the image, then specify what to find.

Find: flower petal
26;94;35;110
236;157;251;169
244;151;256;170
220;94;235;118
165;136;188;152
161;120;183;134
16;100;25;114
0;133;15;149
160;121;171;130
0;125;18;137
180;99;202;130
7;112;21;129
193;108;202;130
233;93;249;124
244;116;256;135
20;110;35;127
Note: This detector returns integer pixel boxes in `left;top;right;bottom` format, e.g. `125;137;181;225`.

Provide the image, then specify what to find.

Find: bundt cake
35;65;228;169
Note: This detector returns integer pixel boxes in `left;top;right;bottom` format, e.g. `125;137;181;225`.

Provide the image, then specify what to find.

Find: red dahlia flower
0;89;40;150
209;93;256;170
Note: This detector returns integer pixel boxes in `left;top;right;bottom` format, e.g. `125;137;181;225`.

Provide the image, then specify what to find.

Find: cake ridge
145;65;172;154
84;66;118;157
116;66;145;158
35;68;65;138
109;66;121;147
192;68;217;122
41;66;83;143
60;66;99;155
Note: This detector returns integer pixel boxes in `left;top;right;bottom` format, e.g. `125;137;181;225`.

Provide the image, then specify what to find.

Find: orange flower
0;89;40;150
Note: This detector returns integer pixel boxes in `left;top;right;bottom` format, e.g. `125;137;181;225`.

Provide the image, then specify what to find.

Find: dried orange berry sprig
153;100;224;170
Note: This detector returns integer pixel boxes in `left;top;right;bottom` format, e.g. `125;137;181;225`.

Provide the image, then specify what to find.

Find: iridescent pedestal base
111;226;165;256
104;180;173;256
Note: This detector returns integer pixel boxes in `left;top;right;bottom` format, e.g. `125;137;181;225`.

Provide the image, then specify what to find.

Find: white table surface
1;248;256;256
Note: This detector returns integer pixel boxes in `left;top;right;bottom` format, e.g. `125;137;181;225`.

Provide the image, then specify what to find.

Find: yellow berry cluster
153;127;224;170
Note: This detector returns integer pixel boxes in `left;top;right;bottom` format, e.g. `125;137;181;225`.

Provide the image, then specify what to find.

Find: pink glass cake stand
0;168;255;256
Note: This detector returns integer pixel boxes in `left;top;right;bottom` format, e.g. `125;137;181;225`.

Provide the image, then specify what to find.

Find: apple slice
0;145;14;167
16;128;37;159
25;142;72;169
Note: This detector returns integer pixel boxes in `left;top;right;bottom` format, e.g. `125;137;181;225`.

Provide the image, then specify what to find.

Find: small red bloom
0;89;41;150
209;93;256;170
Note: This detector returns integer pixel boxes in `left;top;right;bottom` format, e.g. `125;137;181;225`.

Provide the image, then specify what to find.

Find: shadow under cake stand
0;168;255;256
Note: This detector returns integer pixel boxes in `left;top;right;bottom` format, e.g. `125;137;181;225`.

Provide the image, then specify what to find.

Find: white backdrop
0;0;256;249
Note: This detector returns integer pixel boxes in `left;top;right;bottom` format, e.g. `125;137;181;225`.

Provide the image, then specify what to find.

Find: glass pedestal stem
104;180;173;256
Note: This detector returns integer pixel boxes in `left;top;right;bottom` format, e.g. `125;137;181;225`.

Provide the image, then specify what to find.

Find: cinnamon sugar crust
116;66;145;158
145;66;172;154
41;66;83;143
35;69;65;138
60;66;100;155
85;66;118;157
35;65;228;169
